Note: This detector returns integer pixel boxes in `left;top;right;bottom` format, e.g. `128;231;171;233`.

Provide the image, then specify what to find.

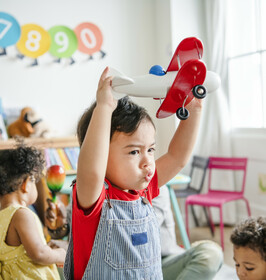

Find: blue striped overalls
64;190;163;280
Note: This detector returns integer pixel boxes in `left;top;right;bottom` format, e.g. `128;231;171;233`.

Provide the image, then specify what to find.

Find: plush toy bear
7;107;53;138
7;107;35;137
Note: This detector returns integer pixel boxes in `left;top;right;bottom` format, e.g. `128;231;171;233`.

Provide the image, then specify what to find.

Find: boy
230;216;266;280
64;67;206;279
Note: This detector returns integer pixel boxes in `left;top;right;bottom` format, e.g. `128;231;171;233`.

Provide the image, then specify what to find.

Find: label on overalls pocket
132;232;148;246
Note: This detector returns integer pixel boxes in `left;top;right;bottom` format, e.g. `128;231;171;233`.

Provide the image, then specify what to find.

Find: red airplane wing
156;59;206;119
166;37;203;72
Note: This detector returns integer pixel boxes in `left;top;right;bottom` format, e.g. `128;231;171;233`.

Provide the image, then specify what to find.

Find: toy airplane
111;37;221;120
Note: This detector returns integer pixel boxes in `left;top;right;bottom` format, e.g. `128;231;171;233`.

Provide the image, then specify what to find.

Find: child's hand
45;198;67;230
96;67;117;111
186;96;203;113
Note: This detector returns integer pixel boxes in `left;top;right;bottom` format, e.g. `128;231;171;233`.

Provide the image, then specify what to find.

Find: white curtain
193;0;236;224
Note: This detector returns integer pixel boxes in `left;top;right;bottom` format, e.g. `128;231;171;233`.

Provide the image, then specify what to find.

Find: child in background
64;67;213;279
0;142;66;280
230;216;266;280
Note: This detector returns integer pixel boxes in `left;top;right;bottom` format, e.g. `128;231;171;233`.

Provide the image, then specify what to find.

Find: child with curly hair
230;216;266;280
0;142;66;280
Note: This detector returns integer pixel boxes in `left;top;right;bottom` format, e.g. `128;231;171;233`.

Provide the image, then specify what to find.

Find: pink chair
185;157;251;250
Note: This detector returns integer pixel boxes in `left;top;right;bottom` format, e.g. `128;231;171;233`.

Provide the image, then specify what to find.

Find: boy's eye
245;267;254;271
148;147;155;153
130;150;139;155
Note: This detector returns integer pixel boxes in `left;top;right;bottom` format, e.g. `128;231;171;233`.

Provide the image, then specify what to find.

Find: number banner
16;24;51;58
0;11;105;62
74;22;103;55
49;26;78;58
0;12;21;47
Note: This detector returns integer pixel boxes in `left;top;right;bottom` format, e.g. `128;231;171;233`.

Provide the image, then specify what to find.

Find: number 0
80;28;96;49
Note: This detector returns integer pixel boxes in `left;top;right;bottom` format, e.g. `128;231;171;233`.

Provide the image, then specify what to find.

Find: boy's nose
141;154;152;168
238;267;246;277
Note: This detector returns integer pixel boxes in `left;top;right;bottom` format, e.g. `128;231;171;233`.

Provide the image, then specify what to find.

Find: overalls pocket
104;215;161;270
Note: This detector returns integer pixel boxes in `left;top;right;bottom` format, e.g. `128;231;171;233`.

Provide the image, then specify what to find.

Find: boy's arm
156;98;203;187
76;67;117;209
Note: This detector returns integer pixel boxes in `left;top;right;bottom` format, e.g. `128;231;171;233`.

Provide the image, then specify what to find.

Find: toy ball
46;165;65;201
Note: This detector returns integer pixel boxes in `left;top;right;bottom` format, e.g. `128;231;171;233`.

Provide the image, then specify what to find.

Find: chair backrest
188;155;209;193
207;157;248;194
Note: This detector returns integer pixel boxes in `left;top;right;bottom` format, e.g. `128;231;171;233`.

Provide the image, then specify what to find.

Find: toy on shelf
7;107;53;138
111;37;221;120
7;107;34;137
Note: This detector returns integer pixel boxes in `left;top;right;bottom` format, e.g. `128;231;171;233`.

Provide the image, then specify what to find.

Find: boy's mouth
145;171;153;182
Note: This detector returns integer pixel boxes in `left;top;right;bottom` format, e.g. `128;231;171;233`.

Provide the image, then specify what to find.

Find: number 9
49;26;78;58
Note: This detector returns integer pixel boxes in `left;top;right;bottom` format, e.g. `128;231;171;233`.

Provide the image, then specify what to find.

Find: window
227;0;266;128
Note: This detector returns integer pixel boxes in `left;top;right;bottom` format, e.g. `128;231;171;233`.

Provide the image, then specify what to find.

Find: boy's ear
21;177;30;193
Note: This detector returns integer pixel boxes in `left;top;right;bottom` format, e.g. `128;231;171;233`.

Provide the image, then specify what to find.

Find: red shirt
72;171;159;280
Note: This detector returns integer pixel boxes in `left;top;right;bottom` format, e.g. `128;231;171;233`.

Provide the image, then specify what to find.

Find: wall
0;0;167;138
232;131;266;218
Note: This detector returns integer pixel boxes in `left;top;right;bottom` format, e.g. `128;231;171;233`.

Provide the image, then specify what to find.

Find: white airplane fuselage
111;70;220;99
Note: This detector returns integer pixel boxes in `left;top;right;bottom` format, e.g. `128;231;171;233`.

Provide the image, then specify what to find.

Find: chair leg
203;207;215;237
185;202;190;239
167;186;191;249
219;206;224;251
191;205;199;227
243;198;251;216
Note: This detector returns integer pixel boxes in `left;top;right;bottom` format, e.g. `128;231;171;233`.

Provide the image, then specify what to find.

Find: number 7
0;18;12;40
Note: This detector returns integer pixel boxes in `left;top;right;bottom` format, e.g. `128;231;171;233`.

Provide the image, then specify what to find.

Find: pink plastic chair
185;157;251;250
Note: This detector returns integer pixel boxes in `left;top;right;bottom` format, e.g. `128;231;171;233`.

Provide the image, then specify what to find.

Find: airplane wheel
193;85;206;99
176;107;189;120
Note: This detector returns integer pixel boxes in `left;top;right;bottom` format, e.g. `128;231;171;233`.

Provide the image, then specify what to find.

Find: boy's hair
230;216;266;261
77;96;155;146
0;141;45;196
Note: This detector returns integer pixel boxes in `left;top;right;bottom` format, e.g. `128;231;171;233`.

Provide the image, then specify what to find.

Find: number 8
25;30;41;52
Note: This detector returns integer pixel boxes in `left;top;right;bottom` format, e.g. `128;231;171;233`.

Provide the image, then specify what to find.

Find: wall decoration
0;11;21;55
48;25;78;64
0;11;106;66
16;24;51;66
74;22;105;59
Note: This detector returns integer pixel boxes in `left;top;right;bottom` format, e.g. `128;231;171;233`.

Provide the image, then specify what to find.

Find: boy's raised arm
76;67;117;209
156;98;203;187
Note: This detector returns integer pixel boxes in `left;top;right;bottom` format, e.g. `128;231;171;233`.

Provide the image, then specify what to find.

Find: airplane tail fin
109;67;134;87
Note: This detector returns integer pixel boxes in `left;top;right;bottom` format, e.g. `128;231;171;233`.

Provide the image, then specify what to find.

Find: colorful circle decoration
0;13;105;62
48;25;78;58
74;22;103;55
16;24;51;58
0;12;21;47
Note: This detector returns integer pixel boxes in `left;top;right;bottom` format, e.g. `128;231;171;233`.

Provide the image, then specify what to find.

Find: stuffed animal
7;107;35;138
7;107;53;138
26;109;53;138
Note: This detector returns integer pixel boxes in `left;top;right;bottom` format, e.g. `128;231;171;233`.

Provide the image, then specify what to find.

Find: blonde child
230;216;266;280
0;142;66;279
64;67;218;279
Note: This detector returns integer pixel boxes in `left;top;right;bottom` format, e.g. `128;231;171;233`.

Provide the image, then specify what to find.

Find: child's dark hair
0;141;45;196
77;96;155;146
230;216;266;261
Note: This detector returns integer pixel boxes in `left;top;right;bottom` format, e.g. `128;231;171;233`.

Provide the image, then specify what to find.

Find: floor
175;225;239;279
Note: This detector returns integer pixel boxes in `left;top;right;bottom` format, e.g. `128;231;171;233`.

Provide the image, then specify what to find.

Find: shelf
0;136;78;150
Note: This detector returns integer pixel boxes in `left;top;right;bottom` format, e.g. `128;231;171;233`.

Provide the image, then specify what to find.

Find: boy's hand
96;67;117;111
185;96;203;113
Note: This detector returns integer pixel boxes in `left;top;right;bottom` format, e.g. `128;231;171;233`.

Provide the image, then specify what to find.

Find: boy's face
233;245;266;280
106;120;156;191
